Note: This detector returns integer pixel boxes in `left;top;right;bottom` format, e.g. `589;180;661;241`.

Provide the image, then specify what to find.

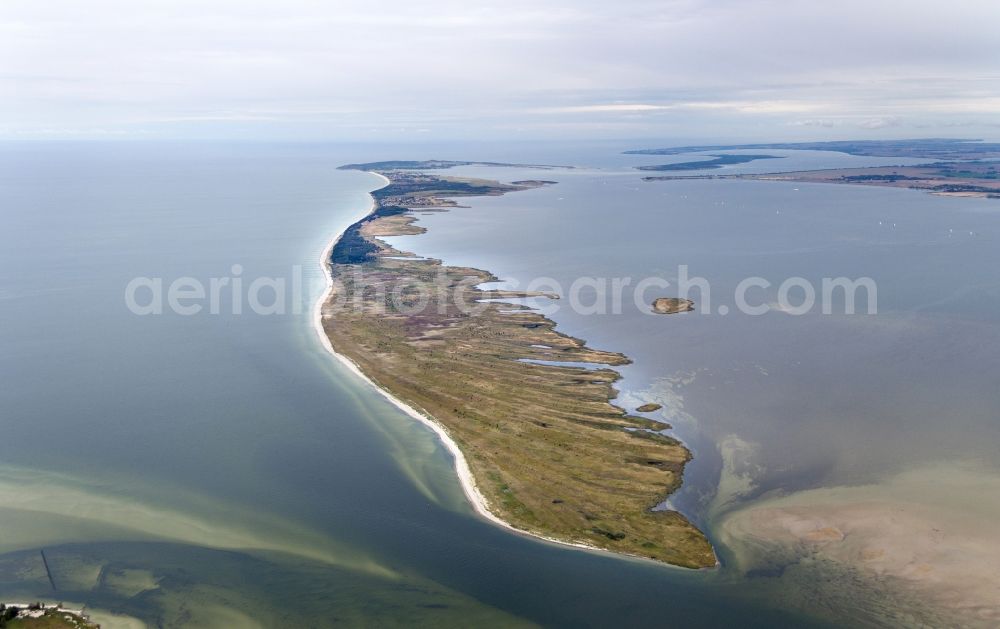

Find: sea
1;139;998;627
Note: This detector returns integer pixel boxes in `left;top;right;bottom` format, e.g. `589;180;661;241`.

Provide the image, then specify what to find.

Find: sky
3;0;1000;142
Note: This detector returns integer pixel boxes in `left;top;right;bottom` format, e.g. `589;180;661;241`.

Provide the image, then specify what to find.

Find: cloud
1;0;999;139
549;104;672;113
857;117;900;130
791;116;901;130
791;119;838;128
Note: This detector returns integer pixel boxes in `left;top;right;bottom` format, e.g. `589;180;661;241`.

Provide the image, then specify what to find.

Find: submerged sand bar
319;162;714;568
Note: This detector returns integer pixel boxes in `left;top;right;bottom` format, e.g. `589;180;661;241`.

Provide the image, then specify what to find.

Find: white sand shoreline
312;171;699;567
312;174;519;532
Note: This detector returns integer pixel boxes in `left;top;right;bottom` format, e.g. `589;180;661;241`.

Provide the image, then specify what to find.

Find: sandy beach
312;172;498;527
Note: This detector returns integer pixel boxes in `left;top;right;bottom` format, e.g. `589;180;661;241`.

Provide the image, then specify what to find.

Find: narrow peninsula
321;161;715;568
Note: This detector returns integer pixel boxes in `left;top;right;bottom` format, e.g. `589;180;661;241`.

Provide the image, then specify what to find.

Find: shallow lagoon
385;147;1000;624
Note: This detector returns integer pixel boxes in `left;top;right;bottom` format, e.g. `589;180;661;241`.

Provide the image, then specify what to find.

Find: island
320;160;715;568
651;297;695;314
636;403;663;413
632;139;1000;199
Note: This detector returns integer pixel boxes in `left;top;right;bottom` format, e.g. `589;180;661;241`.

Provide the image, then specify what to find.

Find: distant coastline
632;138;1000;198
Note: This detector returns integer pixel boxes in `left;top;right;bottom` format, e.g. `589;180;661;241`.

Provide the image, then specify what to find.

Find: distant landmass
636;154;782;171
626;138;1000;160
635;139;1000;199
338;160;564;171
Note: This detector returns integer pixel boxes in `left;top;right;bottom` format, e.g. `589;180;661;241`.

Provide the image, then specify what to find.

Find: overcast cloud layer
3;0;999;141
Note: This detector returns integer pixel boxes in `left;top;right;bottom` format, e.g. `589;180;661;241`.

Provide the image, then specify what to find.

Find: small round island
651;297;695;314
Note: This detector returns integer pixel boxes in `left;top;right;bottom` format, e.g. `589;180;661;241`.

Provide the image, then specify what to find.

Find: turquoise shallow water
2;140;998;626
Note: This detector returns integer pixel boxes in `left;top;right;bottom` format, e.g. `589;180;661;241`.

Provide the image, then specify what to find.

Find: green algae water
2;140;997;626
